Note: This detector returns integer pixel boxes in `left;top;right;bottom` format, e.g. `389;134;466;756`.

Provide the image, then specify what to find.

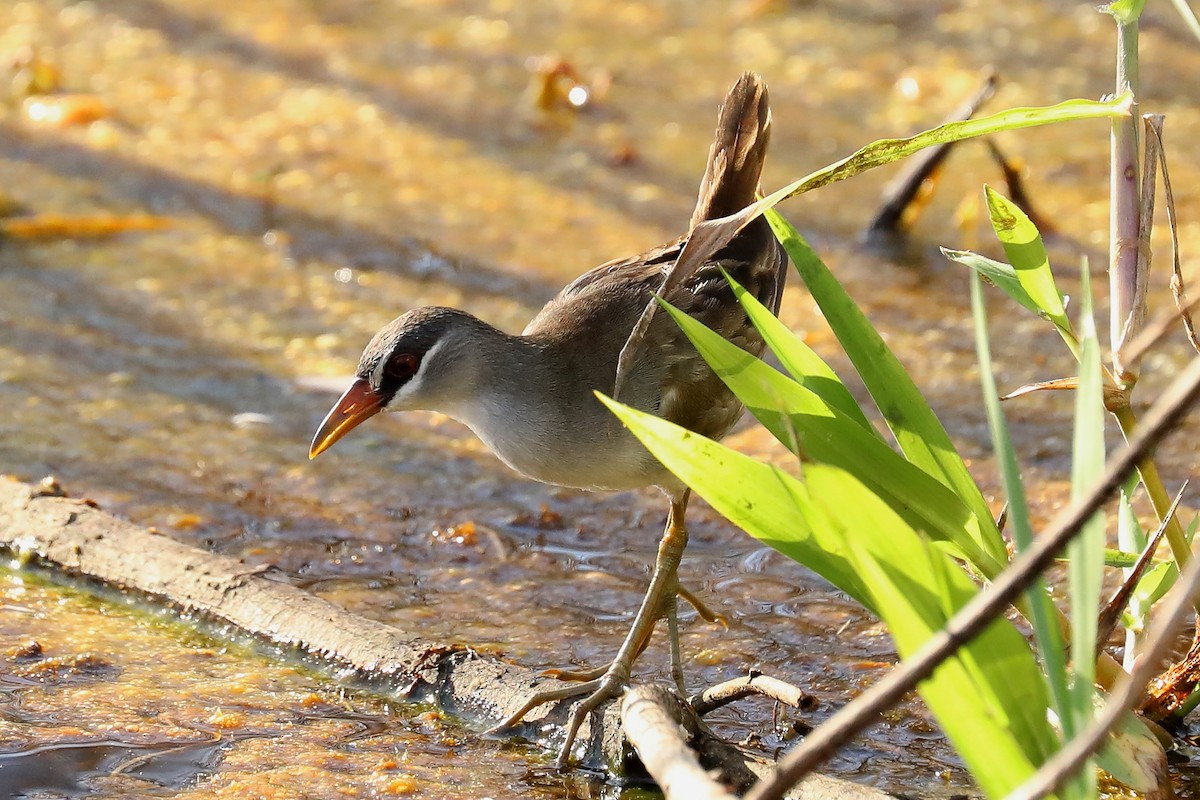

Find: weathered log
0;475;894;799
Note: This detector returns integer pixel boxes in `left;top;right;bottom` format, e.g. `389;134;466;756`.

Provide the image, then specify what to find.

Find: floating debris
22;94;110;127
0;214;172;240
525;55;611;112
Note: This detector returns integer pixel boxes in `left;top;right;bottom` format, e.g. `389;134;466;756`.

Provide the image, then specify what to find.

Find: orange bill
309;378;386;459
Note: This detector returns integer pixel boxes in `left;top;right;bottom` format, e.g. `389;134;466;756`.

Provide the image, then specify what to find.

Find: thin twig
1121;292;1200;369
1150;117;1200;356
744;354;1200;800
1004;534;1200;800
690;672;815;716
1094;481;1188;656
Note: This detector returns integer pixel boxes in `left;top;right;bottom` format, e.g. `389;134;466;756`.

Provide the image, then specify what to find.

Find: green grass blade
767;208;1007;570
1167;0;1200;44
1067;263;1105;798
750;96;1131;209
971;272;1073;745
983;187;1075;345
657;298;1003;575
941;248;1043;316
720;269;878;435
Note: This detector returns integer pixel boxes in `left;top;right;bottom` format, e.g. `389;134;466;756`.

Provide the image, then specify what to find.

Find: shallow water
3;0;1200;797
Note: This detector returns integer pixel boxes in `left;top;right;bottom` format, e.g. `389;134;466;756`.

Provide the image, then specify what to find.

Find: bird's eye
384;353;420;382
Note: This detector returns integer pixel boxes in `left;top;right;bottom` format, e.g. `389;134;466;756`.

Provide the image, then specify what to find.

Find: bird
309;72;787;767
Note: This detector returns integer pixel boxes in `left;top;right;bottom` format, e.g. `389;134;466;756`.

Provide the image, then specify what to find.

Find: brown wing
523;71;788;444
525;236;685;327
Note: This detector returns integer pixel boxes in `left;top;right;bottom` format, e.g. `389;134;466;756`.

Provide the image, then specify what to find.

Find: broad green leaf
616;96;1129;400
598;395;875;607
984;186;1072;338
1124;560;1175;631
600;395;1057;797
1123;502;1196;631
971;273;1072;747
848;540;1053;797
941;248;1042;316
767;208;1007;571
721;269;878;435
1066;263;1105;798
657;298;1003;576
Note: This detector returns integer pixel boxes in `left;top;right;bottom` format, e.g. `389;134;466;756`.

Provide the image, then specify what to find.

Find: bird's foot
486;677;603;736
553;664;629;768
486;663;630;769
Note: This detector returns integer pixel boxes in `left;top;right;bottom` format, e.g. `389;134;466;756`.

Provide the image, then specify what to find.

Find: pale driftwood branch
746;353;1200;800
0;476;893;800
623;686;739;800
691;673;814;716
623;685;895;800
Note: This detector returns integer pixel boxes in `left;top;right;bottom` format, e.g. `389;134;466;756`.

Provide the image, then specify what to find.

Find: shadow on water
0;123;557;306
0;739;228;797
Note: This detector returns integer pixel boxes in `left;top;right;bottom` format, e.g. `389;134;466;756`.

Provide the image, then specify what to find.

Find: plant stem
1110;16;1142;385
1112;405;1199;613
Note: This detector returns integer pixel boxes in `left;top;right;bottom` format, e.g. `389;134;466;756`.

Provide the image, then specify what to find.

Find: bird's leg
550;493;691;767
548;581;719;684
666;593;688;695
489;495;692;769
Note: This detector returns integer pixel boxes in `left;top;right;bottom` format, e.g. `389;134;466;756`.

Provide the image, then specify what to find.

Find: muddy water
3;0;1200;797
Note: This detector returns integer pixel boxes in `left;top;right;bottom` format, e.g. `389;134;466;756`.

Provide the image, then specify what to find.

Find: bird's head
308;307;483;459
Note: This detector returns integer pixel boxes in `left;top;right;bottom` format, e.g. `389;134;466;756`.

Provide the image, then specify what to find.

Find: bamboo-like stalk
1109;14;1142;386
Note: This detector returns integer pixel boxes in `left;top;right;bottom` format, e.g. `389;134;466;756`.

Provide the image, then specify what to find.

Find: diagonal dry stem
744;354;1200;800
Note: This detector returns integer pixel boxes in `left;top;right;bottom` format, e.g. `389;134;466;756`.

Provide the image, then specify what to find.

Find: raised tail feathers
689;73;773;229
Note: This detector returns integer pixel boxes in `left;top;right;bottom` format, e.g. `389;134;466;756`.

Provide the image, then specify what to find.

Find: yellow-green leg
489;491;692;768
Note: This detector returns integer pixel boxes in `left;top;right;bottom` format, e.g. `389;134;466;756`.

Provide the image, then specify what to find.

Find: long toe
541;663;609;682
554;667;630;769
486;677;604;735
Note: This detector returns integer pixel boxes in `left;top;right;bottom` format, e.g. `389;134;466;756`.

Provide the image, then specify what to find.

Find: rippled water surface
4;0;1200;797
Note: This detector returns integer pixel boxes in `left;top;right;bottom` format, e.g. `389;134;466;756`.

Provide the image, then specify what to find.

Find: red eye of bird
385;353;419;382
